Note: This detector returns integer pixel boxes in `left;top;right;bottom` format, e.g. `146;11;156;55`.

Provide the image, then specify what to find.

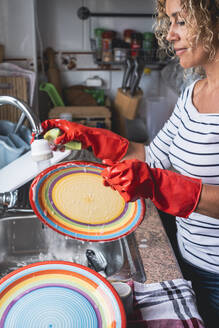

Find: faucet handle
0;190;18;211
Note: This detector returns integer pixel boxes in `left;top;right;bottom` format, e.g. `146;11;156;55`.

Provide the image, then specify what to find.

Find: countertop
134;200;182;284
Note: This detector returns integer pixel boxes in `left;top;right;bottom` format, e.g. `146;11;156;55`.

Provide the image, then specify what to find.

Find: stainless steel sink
0;151;146;282
0;212;146;282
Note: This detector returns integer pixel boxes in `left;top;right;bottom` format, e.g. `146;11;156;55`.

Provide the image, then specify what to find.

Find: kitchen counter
134;200;182;284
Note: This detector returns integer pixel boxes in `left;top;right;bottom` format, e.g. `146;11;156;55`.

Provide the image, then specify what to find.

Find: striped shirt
145;79;219;274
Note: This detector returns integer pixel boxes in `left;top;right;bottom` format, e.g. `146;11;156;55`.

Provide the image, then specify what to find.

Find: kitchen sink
0;151;146;282
0;212;146;282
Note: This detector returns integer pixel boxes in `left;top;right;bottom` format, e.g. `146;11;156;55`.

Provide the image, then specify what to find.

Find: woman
103;1;219;326
41;0;219;325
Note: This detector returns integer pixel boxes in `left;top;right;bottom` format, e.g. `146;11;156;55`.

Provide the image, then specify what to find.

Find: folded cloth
127;279;205;328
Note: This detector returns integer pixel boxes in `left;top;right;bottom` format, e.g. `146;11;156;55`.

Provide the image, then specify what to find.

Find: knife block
113;88;143;137
114;88;143;120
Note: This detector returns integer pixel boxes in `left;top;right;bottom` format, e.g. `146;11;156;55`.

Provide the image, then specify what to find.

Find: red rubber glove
41;119;129;161
101;159;202;218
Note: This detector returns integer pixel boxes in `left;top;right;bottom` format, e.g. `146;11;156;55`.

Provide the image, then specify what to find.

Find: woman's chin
178;59;193;69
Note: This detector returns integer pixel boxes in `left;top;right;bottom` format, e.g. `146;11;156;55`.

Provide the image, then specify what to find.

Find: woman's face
165;0;208;68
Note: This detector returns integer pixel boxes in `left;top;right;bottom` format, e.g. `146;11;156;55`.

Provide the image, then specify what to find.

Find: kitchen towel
127;279;205;328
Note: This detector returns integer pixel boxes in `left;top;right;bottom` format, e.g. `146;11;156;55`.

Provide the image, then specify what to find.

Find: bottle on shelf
123;29;135;45
102;31;116;63
130;32;143;58
143;32;156;62
112;39;130;63
94;27;105;61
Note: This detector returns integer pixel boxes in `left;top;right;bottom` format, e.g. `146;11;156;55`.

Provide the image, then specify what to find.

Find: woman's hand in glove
41;119;129;162
101;159;202;218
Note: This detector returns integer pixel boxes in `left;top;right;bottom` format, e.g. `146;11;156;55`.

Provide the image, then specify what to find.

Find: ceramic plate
29;161;145;242
0;261;126;327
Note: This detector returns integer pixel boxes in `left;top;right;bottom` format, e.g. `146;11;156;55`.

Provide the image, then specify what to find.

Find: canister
102;31;116;63
94;28;105;61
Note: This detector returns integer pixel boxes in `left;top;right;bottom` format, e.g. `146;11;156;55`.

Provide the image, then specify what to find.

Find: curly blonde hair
154;0;219;64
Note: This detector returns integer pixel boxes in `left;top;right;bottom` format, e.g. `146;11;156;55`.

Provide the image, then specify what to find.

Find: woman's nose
166;25;179;42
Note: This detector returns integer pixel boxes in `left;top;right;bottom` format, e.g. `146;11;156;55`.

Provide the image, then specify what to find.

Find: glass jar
113;39;129;63
102;31;116;63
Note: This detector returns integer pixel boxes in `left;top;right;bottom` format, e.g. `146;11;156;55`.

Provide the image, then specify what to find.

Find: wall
0;0;178;142
36;0;178;141
0;0;37;67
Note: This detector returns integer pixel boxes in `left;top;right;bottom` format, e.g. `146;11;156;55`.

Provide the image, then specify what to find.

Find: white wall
0;0;179;142
0;0;36;60
37;0;156;51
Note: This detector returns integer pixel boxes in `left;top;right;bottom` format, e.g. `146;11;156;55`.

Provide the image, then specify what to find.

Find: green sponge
44;128;82;150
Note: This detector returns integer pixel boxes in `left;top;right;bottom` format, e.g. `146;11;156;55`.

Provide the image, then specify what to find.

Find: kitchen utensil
0;261;126;327
39;82;65;107
130;57;145;96
29;161;145;242
86;249;107;277
128;57;138;91
44;47;62;97
121;57;133;92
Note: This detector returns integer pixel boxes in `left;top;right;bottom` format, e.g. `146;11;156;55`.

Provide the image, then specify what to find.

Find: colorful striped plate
0;261;126;327
29;161;145;242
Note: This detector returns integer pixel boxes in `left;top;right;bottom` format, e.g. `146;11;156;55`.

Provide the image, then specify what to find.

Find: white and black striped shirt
146;79;219;274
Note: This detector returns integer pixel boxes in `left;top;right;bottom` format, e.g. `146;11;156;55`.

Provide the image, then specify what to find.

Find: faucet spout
0;95;42;137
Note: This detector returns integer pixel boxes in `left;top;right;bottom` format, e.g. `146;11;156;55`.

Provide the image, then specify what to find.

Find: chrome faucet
0;96;43;213
0;95;42;137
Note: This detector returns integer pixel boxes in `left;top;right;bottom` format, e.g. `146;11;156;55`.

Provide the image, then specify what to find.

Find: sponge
44;128;82;150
